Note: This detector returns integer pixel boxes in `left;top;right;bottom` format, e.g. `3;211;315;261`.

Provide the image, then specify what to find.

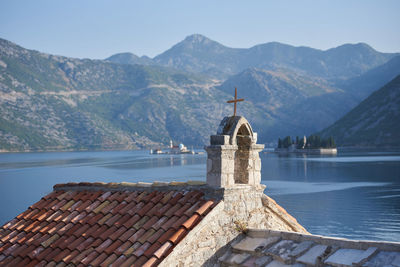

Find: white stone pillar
205;135;237;188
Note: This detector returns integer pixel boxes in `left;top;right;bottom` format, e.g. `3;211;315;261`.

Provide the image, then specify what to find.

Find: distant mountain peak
183;34;212;44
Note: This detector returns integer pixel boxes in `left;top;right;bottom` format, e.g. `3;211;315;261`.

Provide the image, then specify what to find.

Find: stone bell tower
205;116;264;188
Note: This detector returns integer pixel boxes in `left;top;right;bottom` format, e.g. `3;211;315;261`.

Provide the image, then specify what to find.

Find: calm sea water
0;150;399;242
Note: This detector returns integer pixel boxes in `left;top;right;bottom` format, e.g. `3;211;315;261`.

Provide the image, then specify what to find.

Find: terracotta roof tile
98;213;113;225
21;209;40;220
123;191;139;203
67;236;85;250
0;183;219;266
62;249;80;263
142;191;157;202
115;241;133;255
147;229;165;244
119;255;137;267
67;200;83;211
149;192;165;204
133;242;151;257
146;203;164;217
56;222;73;235
143;256;159;267
169;192;184;205
39;221;56;233
164;203;182;217
174;202;193;217
128;228;146;243
108;225;127;241
100;200;119;214
43;247;62;262
7;256;23;266
153;241;173;259
160;191;174;204
85;200;101;213
99;226;118;240
138;229;156;244
104;240;123;255
88;252;108;266
132;216;150;230
95;239;113;254
76;237;95;252
81;224;100;238
90;238;104;248
70;212;88;224
98;191;112;202
18;231;35;245
168;227;187;245
124;201;144;216
118;228;136;242
183;200;204;216
25;258;41;267
101;253;118;266
75;200;92;212
72;247;94;264
155;203;172;217
123;242;142;256
157;228;175;244
93;200;110;213
161;216;180;231
171;215;190;230
105;214;122;227
142;216;159;230
81;250;99;265
182;213;201;230
113;214;131;228
61;200;76;211
144;242;161;258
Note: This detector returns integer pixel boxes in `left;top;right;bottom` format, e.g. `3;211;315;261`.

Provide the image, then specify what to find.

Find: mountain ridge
107;34;398;80
319;75;400;147
1;35;400;151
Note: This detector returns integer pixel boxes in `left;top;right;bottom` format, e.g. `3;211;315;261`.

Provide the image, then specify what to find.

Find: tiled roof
0;181;219;266
219;229;400;267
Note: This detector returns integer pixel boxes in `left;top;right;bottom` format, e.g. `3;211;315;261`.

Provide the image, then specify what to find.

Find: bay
0;149;399;242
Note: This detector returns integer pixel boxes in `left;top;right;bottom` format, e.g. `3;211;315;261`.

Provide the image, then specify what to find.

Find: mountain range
1;34;399;151
320;75;400;147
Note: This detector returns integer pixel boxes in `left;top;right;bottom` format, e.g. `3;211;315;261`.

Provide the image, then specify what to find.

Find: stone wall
160;185;308;267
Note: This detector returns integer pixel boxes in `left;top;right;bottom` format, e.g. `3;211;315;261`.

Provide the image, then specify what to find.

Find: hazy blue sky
0;0;399;59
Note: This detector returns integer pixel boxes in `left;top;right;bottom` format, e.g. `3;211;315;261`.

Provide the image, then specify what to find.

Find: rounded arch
217;116;254;145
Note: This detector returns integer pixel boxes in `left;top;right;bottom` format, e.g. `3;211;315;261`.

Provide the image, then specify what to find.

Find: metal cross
227;87;244;117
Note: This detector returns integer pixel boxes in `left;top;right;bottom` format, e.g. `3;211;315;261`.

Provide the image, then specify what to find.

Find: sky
0;0;399;59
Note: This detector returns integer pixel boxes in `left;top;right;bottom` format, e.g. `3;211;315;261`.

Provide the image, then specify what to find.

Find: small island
275;135;337;154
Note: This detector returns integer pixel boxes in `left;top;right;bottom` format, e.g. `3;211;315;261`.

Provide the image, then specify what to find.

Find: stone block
364;251;400;267
265;240;300;263
324;247;378;267
210;135;230;145
289;241;314;258
266;260;305;267
233;237;274;253
222;252;250;265
296;244;328;265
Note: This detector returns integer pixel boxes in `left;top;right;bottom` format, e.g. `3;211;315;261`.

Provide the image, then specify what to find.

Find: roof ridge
53;181;210;192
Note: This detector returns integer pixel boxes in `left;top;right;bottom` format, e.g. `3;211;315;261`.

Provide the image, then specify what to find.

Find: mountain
319;75;400;147
0;38;232;151
339;55;400;100
153;34;242;78
1;35;399;152
217;68;358;139
132;34;397;80
105;52;153;66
